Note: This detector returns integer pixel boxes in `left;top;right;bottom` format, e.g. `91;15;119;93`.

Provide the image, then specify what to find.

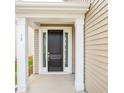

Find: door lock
48;52;50;61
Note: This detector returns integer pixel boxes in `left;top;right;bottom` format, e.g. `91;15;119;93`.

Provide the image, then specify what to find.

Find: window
43;32;46;67
65;32;68;67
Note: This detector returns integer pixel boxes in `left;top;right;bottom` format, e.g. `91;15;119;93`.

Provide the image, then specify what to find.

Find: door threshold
40;72;72;74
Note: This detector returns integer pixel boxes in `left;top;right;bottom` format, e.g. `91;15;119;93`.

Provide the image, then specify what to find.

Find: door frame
39;26;72;74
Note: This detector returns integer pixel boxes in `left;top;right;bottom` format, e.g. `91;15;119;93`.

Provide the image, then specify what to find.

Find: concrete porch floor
25;74;85;93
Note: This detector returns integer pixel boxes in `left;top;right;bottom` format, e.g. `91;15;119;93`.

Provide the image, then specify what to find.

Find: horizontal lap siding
84;0;108;93
34;30;39;74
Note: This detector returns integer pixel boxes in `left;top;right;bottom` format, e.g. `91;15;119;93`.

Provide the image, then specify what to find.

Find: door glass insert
65;32;68;67
43;32;46;67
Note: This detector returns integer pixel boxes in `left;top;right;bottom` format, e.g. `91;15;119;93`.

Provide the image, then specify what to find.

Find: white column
16;17;28;92
75;17;84;91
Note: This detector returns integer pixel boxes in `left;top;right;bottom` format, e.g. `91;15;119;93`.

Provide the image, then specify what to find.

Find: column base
17;84;27;93
75;79;84;91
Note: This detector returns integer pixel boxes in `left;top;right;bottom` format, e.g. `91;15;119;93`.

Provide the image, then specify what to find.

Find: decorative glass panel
65;32;68;67
43;32;46;67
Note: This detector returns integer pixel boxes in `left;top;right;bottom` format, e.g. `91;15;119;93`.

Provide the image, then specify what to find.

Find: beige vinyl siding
84;0;108;93
72;25;75;74
34;29;39;74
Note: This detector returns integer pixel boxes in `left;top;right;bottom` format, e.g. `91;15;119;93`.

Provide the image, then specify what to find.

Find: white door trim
39;26;72;74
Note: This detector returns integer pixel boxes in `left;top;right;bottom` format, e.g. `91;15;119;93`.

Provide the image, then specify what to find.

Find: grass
28;57;33;76
15;56;33;85
15;62;17;85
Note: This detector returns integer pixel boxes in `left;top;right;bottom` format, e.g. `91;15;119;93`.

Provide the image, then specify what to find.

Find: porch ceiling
27;18;75;26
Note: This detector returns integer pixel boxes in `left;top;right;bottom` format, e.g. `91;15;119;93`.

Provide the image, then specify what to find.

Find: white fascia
15;1;90;17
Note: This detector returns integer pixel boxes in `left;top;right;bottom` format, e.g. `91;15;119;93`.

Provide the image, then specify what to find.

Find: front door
48;30;63;72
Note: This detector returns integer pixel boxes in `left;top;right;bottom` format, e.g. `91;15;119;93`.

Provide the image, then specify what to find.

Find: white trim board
15;2;90;16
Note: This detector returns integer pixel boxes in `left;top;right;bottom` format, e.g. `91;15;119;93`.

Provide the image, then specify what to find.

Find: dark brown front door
48;30;63;72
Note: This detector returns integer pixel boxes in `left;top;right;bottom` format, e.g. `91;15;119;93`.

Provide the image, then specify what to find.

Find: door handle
48;52;50;61
48;52;50;55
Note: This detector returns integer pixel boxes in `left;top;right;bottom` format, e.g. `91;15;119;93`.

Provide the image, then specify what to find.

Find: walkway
27;74;84;93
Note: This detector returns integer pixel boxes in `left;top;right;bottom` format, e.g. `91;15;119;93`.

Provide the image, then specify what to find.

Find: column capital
16;17;27;25
75;17;84;25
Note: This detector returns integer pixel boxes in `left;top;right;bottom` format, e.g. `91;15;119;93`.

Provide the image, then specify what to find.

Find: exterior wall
34;25;75;74
34;29;39;74
84;0;108;93
28;26;34;56
72;25;75;74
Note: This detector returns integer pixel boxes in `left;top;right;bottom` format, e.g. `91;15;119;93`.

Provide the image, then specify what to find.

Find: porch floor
27;74;84;93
